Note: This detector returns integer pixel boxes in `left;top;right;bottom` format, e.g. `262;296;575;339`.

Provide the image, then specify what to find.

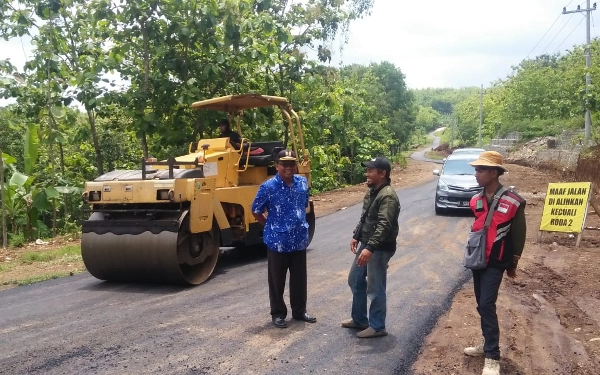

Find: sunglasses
474;167;492;172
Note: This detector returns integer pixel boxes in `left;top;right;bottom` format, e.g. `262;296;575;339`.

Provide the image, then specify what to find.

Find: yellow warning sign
539;182;591;233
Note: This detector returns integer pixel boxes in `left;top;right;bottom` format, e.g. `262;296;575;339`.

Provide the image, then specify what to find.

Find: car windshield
442;159;476;175
453;149;484;154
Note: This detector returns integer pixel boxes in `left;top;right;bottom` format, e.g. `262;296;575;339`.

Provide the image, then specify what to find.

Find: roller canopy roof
190;94;290;111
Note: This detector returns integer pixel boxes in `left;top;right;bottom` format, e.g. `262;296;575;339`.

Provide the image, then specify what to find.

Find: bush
8;233;25;248
497;118;583;142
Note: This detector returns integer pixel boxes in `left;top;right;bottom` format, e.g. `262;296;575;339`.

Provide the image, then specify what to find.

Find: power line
540;13;575;55
553;15;587;54
525;1;580;57
526;13;563;59
523;1;582;61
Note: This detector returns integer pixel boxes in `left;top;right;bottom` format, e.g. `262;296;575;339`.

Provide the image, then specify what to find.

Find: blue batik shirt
251;174;310;253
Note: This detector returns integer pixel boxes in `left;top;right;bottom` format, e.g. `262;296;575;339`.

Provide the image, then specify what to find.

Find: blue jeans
348;243;395;331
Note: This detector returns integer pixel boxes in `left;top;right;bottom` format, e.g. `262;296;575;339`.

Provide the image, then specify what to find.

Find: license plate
459;201;470;207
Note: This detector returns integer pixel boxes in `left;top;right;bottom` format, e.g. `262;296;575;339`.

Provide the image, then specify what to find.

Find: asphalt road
409;133;443;164
0;179;474;375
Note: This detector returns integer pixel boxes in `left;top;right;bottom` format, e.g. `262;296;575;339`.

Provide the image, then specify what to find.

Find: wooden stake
576;182;594;247
576;231;583;247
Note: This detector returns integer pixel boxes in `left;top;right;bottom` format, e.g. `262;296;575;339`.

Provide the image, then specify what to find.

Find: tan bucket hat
469;151;508;172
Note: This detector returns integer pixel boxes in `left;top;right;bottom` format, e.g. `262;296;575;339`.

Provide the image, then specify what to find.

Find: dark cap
276;149;297;162
361;157;391;175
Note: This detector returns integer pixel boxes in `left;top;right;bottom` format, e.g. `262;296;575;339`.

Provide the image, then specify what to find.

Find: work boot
481;358;500;375
464;340;485;357
356;327;387;338
341;318;368;330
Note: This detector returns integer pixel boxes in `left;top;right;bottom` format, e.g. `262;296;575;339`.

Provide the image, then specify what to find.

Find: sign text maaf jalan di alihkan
540;182;591;233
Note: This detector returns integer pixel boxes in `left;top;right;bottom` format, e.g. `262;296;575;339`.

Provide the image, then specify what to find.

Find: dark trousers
472;267;505;360
268;249;307;319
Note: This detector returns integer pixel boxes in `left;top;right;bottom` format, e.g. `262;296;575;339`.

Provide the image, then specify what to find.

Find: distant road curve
410;128;444;164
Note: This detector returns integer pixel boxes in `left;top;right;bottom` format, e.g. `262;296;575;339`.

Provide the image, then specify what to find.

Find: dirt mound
575;145;600;190
505;137;553;166
434;143;468;155
434;142;450;152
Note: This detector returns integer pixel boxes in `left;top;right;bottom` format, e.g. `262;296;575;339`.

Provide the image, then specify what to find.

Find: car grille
447;185;481;193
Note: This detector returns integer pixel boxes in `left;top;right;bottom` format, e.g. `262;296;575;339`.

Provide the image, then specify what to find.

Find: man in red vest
463;151;527;375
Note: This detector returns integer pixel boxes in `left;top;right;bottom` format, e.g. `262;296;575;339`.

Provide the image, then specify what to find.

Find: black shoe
293;312;317;323
272;317;287;328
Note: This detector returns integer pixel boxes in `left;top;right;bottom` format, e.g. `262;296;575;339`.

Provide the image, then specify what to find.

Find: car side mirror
433;169;440;176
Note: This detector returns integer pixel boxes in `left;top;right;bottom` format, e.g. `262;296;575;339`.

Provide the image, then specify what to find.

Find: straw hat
469;151;507;172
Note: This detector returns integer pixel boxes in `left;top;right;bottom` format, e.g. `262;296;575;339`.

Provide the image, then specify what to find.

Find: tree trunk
87;109;104;175
141;18;150;160
26;206;33;242
57;142;65;235
59;143;65;174
0;150;6;249
46;47;57;236
193;111;204;140
278;64;290;147
49;142;56;236
141;132;149;160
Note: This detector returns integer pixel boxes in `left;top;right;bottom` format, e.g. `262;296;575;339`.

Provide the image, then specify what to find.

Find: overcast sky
331;0;599;88
0;0;597;90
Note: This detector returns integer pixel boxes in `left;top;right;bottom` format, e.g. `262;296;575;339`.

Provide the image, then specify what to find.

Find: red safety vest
469;188;525;268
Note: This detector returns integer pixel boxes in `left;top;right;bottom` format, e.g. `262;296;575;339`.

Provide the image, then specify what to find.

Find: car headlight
437;180;449;191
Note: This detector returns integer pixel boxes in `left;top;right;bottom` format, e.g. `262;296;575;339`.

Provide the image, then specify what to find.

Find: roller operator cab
81;94;315;285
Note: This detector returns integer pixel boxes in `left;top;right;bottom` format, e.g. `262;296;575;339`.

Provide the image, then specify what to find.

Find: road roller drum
82;211;220;285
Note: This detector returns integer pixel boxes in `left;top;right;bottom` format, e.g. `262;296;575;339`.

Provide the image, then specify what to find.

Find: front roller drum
82;218;220;285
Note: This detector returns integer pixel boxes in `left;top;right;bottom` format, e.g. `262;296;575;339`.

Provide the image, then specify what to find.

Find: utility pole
479;84;483;148
563;1;597;143
450;115;454;148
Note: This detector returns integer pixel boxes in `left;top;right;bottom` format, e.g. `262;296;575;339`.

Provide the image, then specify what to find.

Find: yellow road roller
81;94;315;285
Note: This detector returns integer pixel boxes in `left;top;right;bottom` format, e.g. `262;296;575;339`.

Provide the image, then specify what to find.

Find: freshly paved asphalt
0;179;474;374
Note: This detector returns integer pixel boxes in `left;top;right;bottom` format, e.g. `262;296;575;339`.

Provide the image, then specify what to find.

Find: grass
0;263;15;272
0;244;84;288
2;272;72;287
425;151;446;160
19;245;81;264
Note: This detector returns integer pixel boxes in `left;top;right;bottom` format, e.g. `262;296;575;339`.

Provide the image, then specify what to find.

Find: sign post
538;182;592;247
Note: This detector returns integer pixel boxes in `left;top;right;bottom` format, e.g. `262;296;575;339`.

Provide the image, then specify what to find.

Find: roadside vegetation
1;242;84;287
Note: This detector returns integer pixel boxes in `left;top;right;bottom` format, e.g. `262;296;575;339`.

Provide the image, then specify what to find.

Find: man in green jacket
342;157;401;338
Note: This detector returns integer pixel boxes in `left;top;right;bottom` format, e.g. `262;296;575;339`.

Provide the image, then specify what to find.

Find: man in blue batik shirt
252;149;317;329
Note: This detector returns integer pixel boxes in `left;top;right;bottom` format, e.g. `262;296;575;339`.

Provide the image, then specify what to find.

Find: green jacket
353;182;401;252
